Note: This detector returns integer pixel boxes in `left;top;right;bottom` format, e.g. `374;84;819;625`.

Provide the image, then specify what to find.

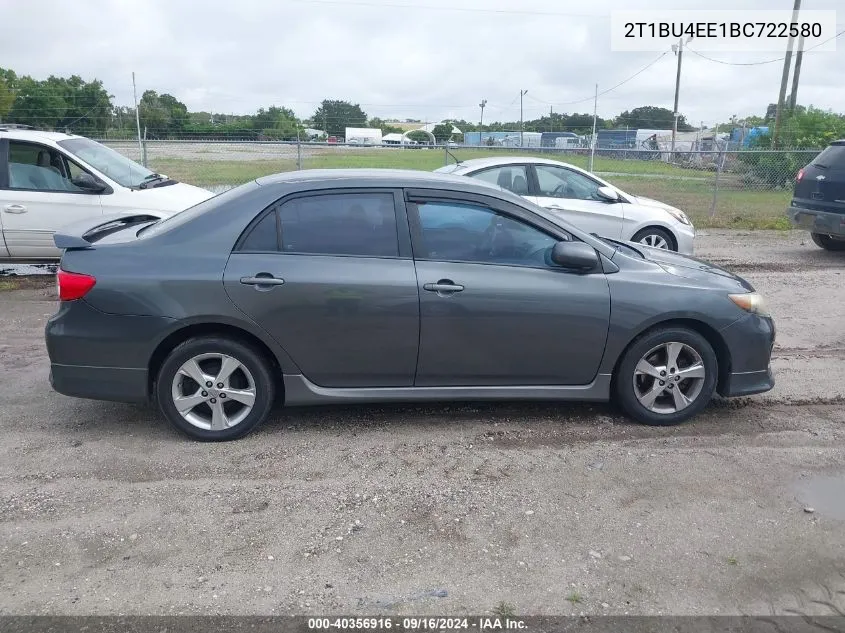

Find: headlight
665;207;691;226
728;292;770;317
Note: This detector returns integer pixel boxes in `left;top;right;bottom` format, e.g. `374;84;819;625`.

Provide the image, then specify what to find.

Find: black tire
155;336;276;441
614;327;718;426
631;227;676;251
810;232;845;251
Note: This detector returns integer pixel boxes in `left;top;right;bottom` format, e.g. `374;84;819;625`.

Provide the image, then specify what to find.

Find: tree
311;99;367;137
253;105;301;140
431;122;454;143
368;117;403;135
615;106;694;131
0;68;17;122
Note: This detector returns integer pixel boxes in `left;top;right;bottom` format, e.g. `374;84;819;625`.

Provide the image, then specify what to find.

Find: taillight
796;168;804;182
57;269;96;301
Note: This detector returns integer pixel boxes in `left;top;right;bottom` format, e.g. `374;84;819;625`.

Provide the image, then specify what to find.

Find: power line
528;51;669;107
686;28;845;66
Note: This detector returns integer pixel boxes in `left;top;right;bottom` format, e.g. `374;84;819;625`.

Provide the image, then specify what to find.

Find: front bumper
717;313;776;398
674;224;696;256
787;205;845;237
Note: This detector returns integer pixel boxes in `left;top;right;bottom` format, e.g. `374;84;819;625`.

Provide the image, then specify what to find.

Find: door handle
423;280;464;294
240;275;285;287
3;204;27;214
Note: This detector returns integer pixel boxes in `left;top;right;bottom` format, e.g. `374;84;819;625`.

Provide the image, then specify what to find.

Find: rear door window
812;145;845;169
276;192;399;257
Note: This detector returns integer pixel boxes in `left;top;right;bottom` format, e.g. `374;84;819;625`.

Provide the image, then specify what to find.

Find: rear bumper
45;299;173;404
787;205;845;236
50;364;148;403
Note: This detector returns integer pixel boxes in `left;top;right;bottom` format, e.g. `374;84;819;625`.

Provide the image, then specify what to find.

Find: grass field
151;148;791;230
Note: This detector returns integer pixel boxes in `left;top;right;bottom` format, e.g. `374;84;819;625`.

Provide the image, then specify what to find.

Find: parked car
0;126;214;261
435;157;695;254
787;139;845;251
45;169;775;441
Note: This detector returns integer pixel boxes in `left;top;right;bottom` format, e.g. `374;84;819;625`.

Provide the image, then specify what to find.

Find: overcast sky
1;0;843;126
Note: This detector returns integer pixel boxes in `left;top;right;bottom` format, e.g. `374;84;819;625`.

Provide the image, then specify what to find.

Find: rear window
812;145;845;169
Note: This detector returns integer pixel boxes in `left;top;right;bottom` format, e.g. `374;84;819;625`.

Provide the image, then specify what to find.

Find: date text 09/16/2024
307;617;528;630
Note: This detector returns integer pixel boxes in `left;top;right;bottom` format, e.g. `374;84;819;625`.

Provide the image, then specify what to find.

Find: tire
631;227;676;251
810;233;845;251
155;336;276;441
614;327;718;426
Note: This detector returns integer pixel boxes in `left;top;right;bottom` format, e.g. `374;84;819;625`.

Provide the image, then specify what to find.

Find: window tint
812;145;845;169
7;141;85;192
240;212;279;251
278;193;398;257
470;165;530;195
415;201;557;267
535;165;602;200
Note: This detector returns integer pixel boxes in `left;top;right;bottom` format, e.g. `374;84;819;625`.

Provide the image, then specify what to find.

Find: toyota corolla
45;169;775;441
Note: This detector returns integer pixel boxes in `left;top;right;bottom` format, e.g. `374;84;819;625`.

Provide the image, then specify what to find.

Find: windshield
137;186;241;238
57;138;156;188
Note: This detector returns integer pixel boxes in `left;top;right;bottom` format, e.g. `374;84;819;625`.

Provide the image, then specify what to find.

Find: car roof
0;127;81;143
444;155;580;171
255;168;507;192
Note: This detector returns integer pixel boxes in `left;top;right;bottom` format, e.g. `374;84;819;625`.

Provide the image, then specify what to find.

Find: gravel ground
0;229;844;617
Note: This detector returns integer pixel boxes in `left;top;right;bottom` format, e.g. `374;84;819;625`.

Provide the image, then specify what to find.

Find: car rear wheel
155;337;275;441
614;327;717;426
810;233;845;251
631;227;675;251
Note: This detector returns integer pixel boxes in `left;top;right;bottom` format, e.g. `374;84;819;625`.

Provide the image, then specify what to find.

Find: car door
0;139;104;258
406;191;611;387
223;189;420;388
525;163;624;240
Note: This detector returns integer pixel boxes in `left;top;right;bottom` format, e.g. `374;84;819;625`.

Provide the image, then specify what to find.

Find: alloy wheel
638;233;670;249
170;353;257;431
632;342;706;414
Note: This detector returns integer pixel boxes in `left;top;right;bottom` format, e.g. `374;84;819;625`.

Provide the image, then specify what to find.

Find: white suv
0;126;214;261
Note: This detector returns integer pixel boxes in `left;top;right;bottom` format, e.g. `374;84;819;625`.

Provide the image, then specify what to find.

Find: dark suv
788;140;845;250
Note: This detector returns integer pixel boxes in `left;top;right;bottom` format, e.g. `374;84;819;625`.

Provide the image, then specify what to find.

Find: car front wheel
631;227;675;251
614;327;718;426
155;336;276;441
810;232;845;251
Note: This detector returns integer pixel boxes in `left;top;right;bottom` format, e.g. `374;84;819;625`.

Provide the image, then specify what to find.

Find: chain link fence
100;139;819;229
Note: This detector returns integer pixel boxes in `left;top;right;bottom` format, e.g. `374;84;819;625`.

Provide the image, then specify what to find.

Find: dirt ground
0;229;844;617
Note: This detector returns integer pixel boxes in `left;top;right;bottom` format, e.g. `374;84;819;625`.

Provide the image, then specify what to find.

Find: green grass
491;601;517;618
152;149;792;230
566;591;583;604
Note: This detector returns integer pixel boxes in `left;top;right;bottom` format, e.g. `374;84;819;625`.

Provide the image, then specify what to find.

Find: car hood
125;181;214;212
630;243;754;292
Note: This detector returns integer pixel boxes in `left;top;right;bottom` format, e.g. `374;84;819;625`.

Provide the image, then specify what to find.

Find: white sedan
435;156;695;254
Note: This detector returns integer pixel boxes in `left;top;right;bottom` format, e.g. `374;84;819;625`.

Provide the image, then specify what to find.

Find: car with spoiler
45;169;775;441
0;125;213;261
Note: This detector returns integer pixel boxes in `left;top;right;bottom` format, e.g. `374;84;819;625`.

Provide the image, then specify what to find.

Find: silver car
436;156;695;254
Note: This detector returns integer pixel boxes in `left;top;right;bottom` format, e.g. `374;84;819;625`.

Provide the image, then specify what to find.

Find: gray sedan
45;169;775;441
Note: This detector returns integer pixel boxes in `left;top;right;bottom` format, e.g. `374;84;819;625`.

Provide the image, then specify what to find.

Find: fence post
444;143;448;166
142;126;148;167
296;131;302;170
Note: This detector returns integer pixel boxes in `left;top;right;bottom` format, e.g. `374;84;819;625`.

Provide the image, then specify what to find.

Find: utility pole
773;0;802;148
132;72;143;162
550;105;554;133
789;34;805;110
670;36;690;158
478;99;486;146
589;83;598;172
520;89;528;147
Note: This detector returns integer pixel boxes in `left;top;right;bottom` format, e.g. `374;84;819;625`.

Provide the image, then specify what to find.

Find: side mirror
72;173;107;193
596;186;620;202
550;241;600;271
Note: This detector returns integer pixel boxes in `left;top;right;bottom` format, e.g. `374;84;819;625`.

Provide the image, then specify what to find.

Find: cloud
1;0;843;125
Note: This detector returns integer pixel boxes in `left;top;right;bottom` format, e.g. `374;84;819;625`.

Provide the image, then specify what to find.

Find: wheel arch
609;318;732;395
147;321;289;402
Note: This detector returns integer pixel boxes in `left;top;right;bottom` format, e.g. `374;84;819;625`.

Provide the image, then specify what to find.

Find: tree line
1;68;842;148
